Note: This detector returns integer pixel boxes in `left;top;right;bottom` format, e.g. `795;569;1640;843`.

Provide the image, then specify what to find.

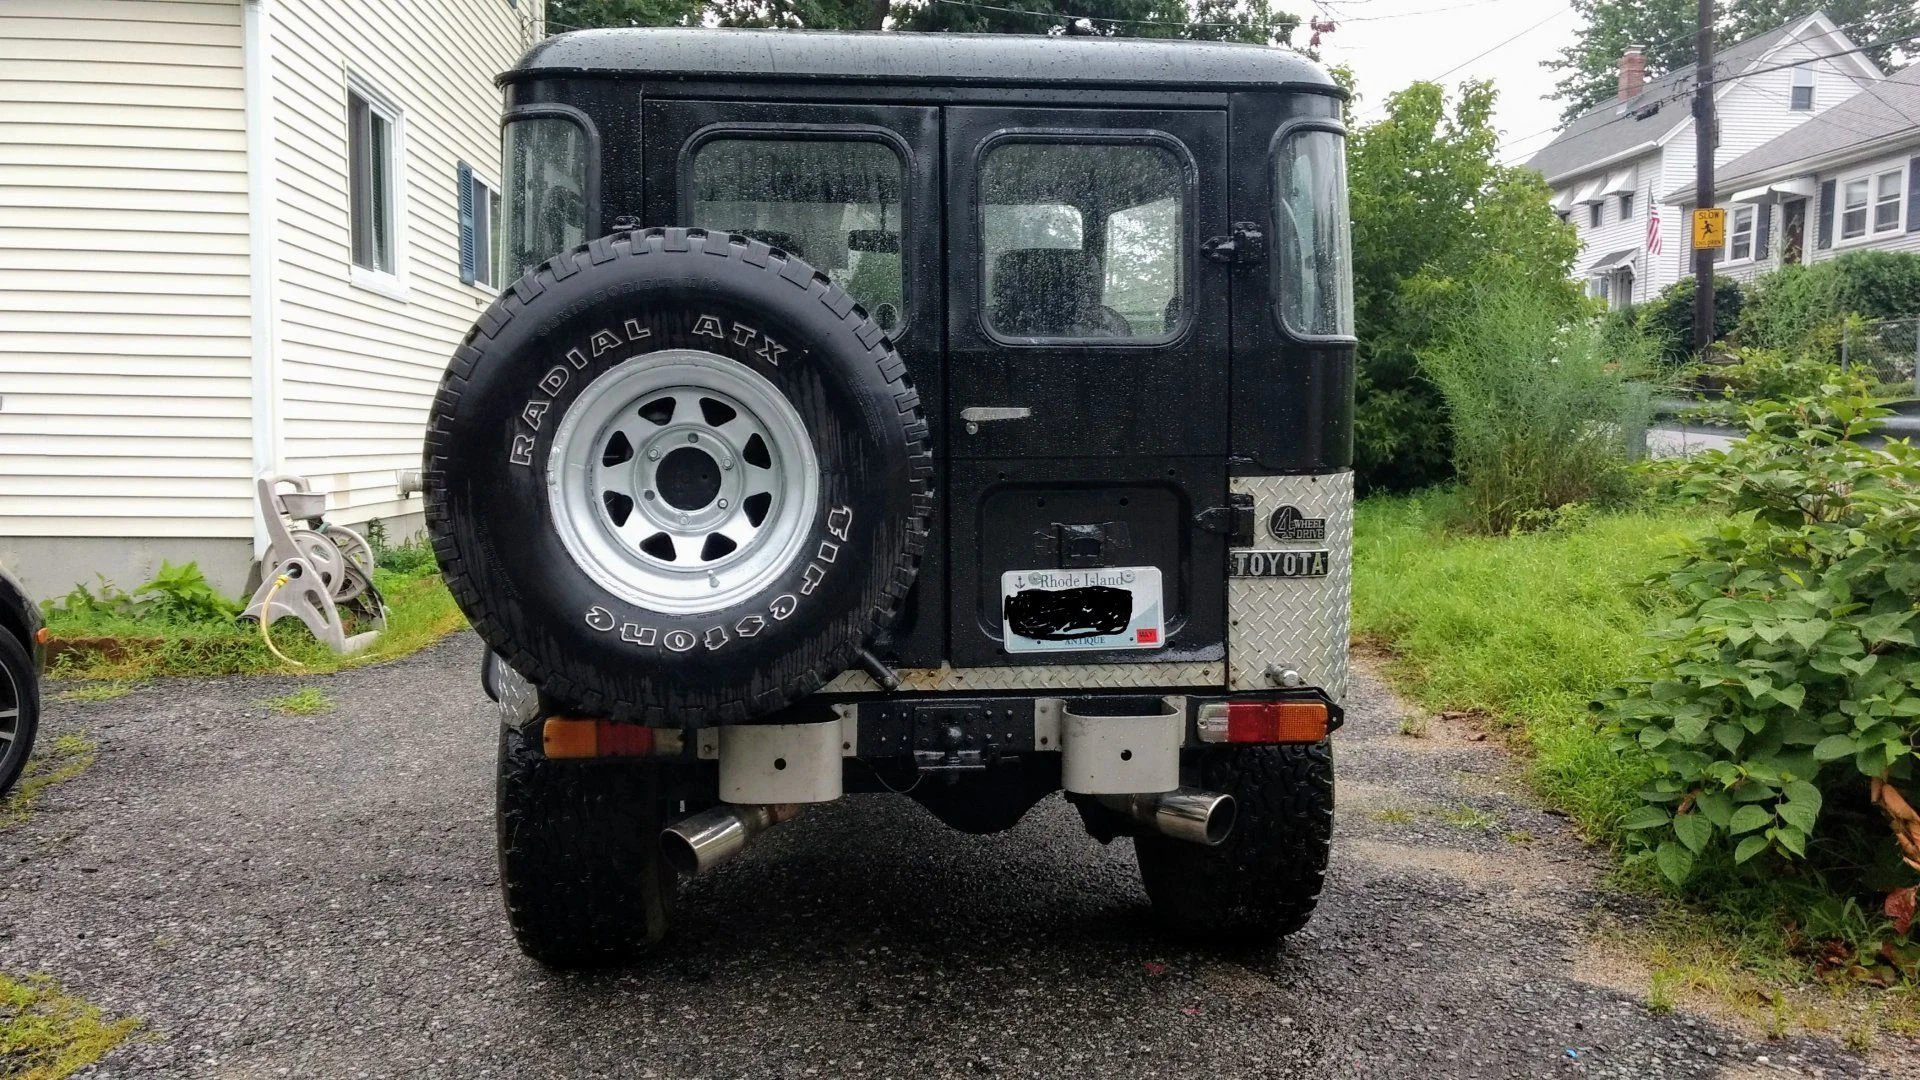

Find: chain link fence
1841;314;1920;398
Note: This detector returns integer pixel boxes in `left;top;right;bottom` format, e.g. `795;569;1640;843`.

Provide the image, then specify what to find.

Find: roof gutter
1688;128;1920;203
243;0;281;556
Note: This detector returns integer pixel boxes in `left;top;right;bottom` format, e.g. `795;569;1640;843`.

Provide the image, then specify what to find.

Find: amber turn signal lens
35;627;50;645
1199;700;1328;744
542;717;599;759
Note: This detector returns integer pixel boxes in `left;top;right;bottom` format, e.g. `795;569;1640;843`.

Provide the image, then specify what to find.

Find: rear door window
978;140;1187;343
1272;127;1354;339
689;137;906;332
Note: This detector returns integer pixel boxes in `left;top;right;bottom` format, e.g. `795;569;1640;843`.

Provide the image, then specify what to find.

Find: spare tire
425;229;932;723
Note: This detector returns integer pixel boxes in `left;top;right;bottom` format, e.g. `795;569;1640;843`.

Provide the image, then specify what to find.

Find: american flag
1647;204;1663;256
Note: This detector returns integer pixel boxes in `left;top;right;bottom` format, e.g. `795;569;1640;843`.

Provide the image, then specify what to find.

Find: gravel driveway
5;632;1914;1079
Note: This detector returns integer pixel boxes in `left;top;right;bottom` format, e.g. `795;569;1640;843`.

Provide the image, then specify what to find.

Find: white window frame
1837;166;1904;244
346;72;409;301
468;171;504;290
1873;168;1904;235
1790;67;1814;111
1726;205;1755;263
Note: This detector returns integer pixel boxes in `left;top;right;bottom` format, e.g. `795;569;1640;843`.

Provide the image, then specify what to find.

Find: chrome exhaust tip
1099;788;1236;846
659;803;799;876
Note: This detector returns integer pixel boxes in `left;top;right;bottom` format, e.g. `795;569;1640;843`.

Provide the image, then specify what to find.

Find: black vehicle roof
505;27;1340;94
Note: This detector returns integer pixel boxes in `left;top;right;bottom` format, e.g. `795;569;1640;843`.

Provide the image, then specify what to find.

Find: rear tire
496;724;677;968
0;628;39;798
1135;742;1334;944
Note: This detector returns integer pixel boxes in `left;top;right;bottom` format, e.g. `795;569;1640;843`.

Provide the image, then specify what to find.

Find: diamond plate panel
1228;471;1352;700
821;661;1222;694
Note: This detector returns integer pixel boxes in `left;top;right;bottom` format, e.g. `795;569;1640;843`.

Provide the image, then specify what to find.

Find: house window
459;166;502;289
1618;192;1634;220
1790;67;1814;111
1728;206;1754;261
1842;178;1869;239
1588;201;1602;227
1874;169;1903;233
347;83;402;283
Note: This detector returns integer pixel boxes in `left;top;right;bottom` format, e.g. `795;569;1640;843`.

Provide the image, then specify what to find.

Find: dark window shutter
457;161;476;285
1817;178;1836;250
1907;157;1919;233
1755;202;1771;261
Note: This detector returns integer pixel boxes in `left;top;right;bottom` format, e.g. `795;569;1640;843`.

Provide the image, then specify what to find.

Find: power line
1355;4;1571;117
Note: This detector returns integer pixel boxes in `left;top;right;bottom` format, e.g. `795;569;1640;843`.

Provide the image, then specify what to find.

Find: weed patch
0;973;138;1079
0;734;98;830
256;688;332;715
55;683;133;704
45;571;464;681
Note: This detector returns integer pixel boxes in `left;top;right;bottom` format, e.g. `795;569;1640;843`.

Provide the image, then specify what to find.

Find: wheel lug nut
643;490;656;501
718;498;729;510
687;432;698;443
647;448;661;461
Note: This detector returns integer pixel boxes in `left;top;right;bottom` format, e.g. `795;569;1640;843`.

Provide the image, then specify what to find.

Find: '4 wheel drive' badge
1268;505;1327;542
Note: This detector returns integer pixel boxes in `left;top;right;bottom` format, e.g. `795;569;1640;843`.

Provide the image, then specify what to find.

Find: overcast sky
1305;0;1581;166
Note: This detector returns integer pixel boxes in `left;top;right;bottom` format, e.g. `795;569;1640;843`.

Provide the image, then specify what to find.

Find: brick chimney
1618;46;1648;99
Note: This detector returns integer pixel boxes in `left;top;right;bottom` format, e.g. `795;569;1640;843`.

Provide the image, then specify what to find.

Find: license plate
1001;566;1165;653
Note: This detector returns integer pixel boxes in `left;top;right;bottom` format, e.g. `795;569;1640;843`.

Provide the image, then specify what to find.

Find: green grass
1352;492;1716;845
0;972;140;1079
44;569;464;681
255;688;332;715
0;734;99;830
55;683;134;704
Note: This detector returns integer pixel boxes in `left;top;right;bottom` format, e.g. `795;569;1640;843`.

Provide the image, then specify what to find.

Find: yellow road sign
1692;207;1727;250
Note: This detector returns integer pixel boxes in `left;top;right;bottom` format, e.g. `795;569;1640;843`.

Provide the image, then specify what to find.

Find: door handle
960;406;1031;434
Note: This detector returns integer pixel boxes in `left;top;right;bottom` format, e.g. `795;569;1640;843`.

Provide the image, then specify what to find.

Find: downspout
243;0;281;556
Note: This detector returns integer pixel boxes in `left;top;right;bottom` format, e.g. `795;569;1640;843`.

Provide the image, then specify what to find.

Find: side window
503;116;588;281
458;163;503;289
979;140;1187;342
689;138;905;332
347;83;402;282
1272;128;1354;339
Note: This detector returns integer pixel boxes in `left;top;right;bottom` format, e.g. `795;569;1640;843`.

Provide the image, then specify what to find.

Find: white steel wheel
545;349;821;616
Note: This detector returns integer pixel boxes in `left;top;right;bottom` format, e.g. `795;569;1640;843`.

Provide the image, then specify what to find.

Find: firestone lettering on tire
578;506;851;652
508;312;784;468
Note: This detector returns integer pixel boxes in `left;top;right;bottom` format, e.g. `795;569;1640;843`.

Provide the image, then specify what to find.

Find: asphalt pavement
4;632;1914;1079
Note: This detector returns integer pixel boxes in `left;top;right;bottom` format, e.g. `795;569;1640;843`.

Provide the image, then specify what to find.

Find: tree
554;0;1301;43
891;0;1298;45
1346;80;1583;492
547;0;706;30
1546;0;1916;123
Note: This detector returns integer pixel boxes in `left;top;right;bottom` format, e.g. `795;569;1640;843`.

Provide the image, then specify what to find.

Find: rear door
943;106;1231;671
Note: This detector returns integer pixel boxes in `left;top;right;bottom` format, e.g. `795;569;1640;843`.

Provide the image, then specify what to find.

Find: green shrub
1637;275;1745;366
1739;251;1920;358
1601;371;1920;896
1420;275;1653;533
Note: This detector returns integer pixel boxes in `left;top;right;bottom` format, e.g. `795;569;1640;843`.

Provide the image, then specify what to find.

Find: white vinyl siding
0;0;254;540
267;0;531;526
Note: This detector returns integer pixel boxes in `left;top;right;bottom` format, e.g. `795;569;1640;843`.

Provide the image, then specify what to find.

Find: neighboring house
1524;11;1882;310
1671;61;1920;282
0;0;541;601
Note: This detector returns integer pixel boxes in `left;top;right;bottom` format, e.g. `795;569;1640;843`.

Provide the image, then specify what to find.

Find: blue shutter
1816;178;1835;250
1907;157;1919;233
457;161;476;285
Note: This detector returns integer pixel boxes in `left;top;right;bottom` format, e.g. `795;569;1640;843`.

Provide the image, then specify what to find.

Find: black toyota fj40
429;27;1356;968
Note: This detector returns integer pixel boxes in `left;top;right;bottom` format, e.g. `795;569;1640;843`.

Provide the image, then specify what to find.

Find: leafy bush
1739;251;1920;358
45;562;238;628
1636;275;1745;366
1602;372;1920;897
363;517;439;578
1420;275;1652;533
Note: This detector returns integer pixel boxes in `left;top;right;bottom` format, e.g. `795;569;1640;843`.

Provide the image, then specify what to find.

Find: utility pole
1692;0;1716;352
